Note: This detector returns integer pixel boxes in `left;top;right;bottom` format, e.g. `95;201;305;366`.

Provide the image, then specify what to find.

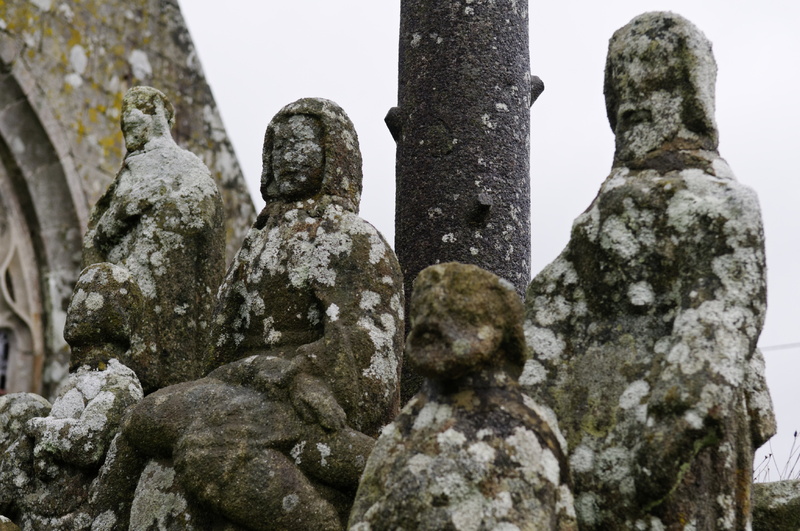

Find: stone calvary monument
0;4;787;531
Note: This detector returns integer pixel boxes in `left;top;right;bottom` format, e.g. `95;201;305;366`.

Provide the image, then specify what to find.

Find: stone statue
206;97;404;436
0;393;50;520
349;262;576;531
83;86;225;394
0;263;145;530
520;12;775;530
117;98;404;531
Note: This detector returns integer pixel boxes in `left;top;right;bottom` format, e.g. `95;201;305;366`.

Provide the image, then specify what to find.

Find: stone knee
175;441;341;531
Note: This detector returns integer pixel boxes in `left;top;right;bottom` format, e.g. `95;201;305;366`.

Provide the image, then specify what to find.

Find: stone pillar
393;0;534;300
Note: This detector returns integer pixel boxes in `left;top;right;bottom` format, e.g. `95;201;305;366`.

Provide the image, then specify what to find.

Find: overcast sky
179;1;800;476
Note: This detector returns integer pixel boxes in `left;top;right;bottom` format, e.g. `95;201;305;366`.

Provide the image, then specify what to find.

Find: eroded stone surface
0;515;20;531
0;1;255;398
0;264;144;530
122;99;403;531
521;12;774;530
350;263;576;531
753;479;800;531
83;87;226;394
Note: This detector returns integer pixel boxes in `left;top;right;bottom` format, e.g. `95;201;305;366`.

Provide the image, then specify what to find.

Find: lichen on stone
520;12;774;530
118;98;403;531
82;86;226;394
349;263;576;531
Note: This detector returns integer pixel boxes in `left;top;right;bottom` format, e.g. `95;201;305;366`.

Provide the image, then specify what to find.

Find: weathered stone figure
520;12;775;530
83;86;225;394
0;393;50;518
118;98;404;531
0;263;145;530
206;97;404;436
349;263;576;531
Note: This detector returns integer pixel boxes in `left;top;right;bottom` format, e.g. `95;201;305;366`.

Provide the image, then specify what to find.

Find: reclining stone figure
83;86;225;394
118;98;404;531
520;12;775;530
350;262;576;531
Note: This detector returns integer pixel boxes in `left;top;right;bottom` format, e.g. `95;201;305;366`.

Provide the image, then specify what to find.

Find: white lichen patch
530;293;573;327
519;359;546;386
507;427;559;485
360;291;381;311
570;444;595;474
326;303;340;322
437;428;467;449
290;441;306;464
316;442;331;467
600;216;640;260
128;49;152;79
129;460;188;530
619;380;649;410
360;313;399;386
282;493;300;513
69;44;88;74
407;453;434;476
263;316;282;345
524;324;565;361
627;281;654;306
467;441;496;464
413;401;452;431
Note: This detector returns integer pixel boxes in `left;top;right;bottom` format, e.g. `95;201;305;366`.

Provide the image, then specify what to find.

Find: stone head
604;12;718;166
261;98;363;210
65;263;144;371
406;263;526;381
269;114;325;200
121;86;176;152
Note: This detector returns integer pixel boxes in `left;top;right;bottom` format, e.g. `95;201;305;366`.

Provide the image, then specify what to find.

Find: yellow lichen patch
98;133;123;161
67;28;82;48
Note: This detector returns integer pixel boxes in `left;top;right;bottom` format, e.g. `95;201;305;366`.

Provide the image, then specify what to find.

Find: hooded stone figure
83;86;225;394
520;12;775;530
115;98;403;531
207;97;404;436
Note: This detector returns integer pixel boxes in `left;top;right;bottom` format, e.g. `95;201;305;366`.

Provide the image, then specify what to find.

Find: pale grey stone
521;12;773;530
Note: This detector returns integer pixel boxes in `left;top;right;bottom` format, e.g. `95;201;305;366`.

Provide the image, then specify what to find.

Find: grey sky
180;0;800;476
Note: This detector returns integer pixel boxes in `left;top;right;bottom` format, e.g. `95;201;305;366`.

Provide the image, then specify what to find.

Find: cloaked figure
83;86;225;393
521;12;775;530
121;98;404;531
350;263;576;531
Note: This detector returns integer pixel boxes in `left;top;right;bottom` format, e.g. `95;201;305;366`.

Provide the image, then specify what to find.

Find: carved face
406;266;508;379
611;68;687;163
270;115;324;200
121;100;170;153
605;12;717;164
407;309;503;379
